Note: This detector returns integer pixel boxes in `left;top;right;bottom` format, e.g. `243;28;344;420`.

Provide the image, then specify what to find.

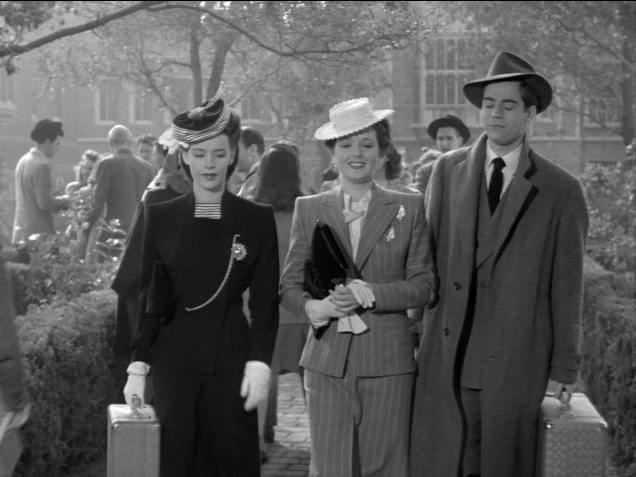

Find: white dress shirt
484;143;522;198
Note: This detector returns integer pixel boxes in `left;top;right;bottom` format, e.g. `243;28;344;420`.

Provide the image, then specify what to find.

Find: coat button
443;327;450;336
453;282;461;291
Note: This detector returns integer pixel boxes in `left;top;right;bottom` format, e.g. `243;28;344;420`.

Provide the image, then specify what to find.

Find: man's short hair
108;125;133;148
240;126;265;155
30;119;64;144
137;134;157;147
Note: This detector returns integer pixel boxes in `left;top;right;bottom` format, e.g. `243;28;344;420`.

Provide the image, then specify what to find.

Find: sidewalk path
262;373;310;477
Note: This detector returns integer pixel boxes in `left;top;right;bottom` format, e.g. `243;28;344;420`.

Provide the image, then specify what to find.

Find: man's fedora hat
427;114;471;143
314;98;393;141
463;51;553;114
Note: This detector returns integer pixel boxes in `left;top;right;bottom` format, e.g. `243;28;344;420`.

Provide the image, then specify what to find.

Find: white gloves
123;361;150;408
347;280;375;308
240;361;271;411
305;296;346;329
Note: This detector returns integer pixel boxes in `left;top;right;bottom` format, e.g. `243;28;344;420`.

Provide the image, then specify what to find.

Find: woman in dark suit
280;98;436;477
123;94;279;477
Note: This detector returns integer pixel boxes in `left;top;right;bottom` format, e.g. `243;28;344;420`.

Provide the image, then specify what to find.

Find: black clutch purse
303;222;360;337
145;261;176;319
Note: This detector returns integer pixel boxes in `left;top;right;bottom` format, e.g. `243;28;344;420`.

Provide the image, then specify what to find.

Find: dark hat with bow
172;88;231;147
463;51;553;113
427;114;471;143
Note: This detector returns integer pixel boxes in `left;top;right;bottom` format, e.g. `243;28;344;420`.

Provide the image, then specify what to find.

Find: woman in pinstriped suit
280;98;436;477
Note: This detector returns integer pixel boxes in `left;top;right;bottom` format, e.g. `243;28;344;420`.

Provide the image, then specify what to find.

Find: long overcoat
410;134;589;477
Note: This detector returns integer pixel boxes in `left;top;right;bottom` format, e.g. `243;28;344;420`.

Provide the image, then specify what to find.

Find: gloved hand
123;362;150;408
347;280;375;308
240;361;271;411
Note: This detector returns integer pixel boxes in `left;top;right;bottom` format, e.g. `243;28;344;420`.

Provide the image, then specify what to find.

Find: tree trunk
190;21;203;106
206;31;237;100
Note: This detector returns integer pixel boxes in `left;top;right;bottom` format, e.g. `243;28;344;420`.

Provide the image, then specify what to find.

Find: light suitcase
536;392;607;477
107;397;160;477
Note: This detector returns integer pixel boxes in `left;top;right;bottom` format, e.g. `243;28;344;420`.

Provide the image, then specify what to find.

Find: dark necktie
488;157;505;214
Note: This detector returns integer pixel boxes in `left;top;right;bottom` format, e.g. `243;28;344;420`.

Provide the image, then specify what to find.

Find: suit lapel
319;187;353;259
475;140;537;268
355;186;398;270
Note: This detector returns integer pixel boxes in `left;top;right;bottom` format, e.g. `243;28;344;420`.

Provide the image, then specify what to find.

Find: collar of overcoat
319;183;400;272
453;133;538;270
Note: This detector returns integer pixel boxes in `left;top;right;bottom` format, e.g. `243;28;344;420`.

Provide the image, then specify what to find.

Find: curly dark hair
383;143;403;181
253;142;303;212
30;119;64;144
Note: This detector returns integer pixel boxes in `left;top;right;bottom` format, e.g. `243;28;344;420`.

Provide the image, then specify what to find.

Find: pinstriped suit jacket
280;185;436;378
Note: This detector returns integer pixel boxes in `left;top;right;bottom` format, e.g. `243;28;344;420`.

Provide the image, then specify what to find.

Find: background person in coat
85;125;156;260
12;119;70;242
410;51;589;477
123;94;279;477
281;98;436;477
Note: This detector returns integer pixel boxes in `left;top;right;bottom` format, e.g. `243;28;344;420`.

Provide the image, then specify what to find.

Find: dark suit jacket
132;190;279;374
280;185;436;378
88;148;155;235
411;133;589;477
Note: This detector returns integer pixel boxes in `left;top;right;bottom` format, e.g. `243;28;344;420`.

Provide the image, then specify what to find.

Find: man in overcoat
410;51;589;477
85;125;155;259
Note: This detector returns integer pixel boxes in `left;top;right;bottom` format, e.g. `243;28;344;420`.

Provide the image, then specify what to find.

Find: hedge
581;259;636;474
13;289;117;477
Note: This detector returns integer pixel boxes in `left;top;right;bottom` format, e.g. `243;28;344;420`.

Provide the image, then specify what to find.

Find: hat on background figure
427;115;471;144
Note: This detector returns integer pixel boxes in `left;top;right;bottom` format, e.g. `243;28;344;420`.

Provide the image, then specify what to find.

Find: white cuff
127;361;151;376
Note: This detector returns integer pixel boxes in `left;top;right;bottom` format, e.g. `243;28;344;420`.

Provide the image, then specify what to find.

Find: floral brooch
397;205;406;221
232;240;247;261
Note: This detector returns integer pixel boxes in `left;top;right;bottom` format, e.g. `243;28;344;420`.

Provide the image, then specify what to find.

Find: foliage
581;264;636;471
448;1;636;144
580;163;636;274
0;157;15;240
38;1;442;144
9;224;120;314
0;1;165;74
13;290;117;477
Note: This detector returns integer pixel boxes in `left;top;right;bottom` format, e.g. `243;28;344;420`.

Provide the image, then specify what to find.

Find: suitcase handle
131;394;143;419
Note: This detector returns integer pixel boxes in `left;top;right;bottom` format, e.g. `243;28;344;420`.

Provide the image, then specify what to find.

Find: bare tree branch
0;1;166;58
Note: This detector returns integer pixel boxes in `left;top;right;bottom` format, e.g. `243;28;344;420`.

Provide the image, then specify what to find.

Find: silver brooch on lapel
397;205;406;221
232;241;247;261
386;226;395;242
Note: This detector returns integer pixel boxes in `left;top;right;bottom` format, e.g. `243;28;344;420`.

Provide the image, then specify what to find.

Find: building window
585;97;621;127
96;83;120;124
421;37;472;125
130;89;154;124
240;94;265;122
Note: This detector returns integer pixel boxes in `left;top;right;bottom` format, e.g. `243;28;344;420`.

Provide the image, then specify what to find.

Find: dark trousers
153;365;260;477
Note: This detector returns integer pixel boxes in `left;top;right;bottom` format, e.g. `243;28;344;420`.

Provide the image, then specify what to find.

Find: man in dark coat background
410;51;589;477
85;125;156;260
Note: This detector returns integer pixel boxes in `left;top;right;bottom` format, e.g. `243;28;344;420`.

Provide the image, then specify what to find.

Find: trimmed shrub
13;289;117;477
581;263;636;472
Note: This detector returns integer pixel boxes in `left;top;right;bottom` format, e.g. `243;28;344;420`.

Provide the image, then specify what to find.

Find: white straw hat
314;98;394;141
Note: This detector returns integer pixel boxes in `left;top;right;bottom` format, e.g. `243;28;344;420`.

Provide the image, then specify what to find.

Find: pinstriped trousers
305;369;414;477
